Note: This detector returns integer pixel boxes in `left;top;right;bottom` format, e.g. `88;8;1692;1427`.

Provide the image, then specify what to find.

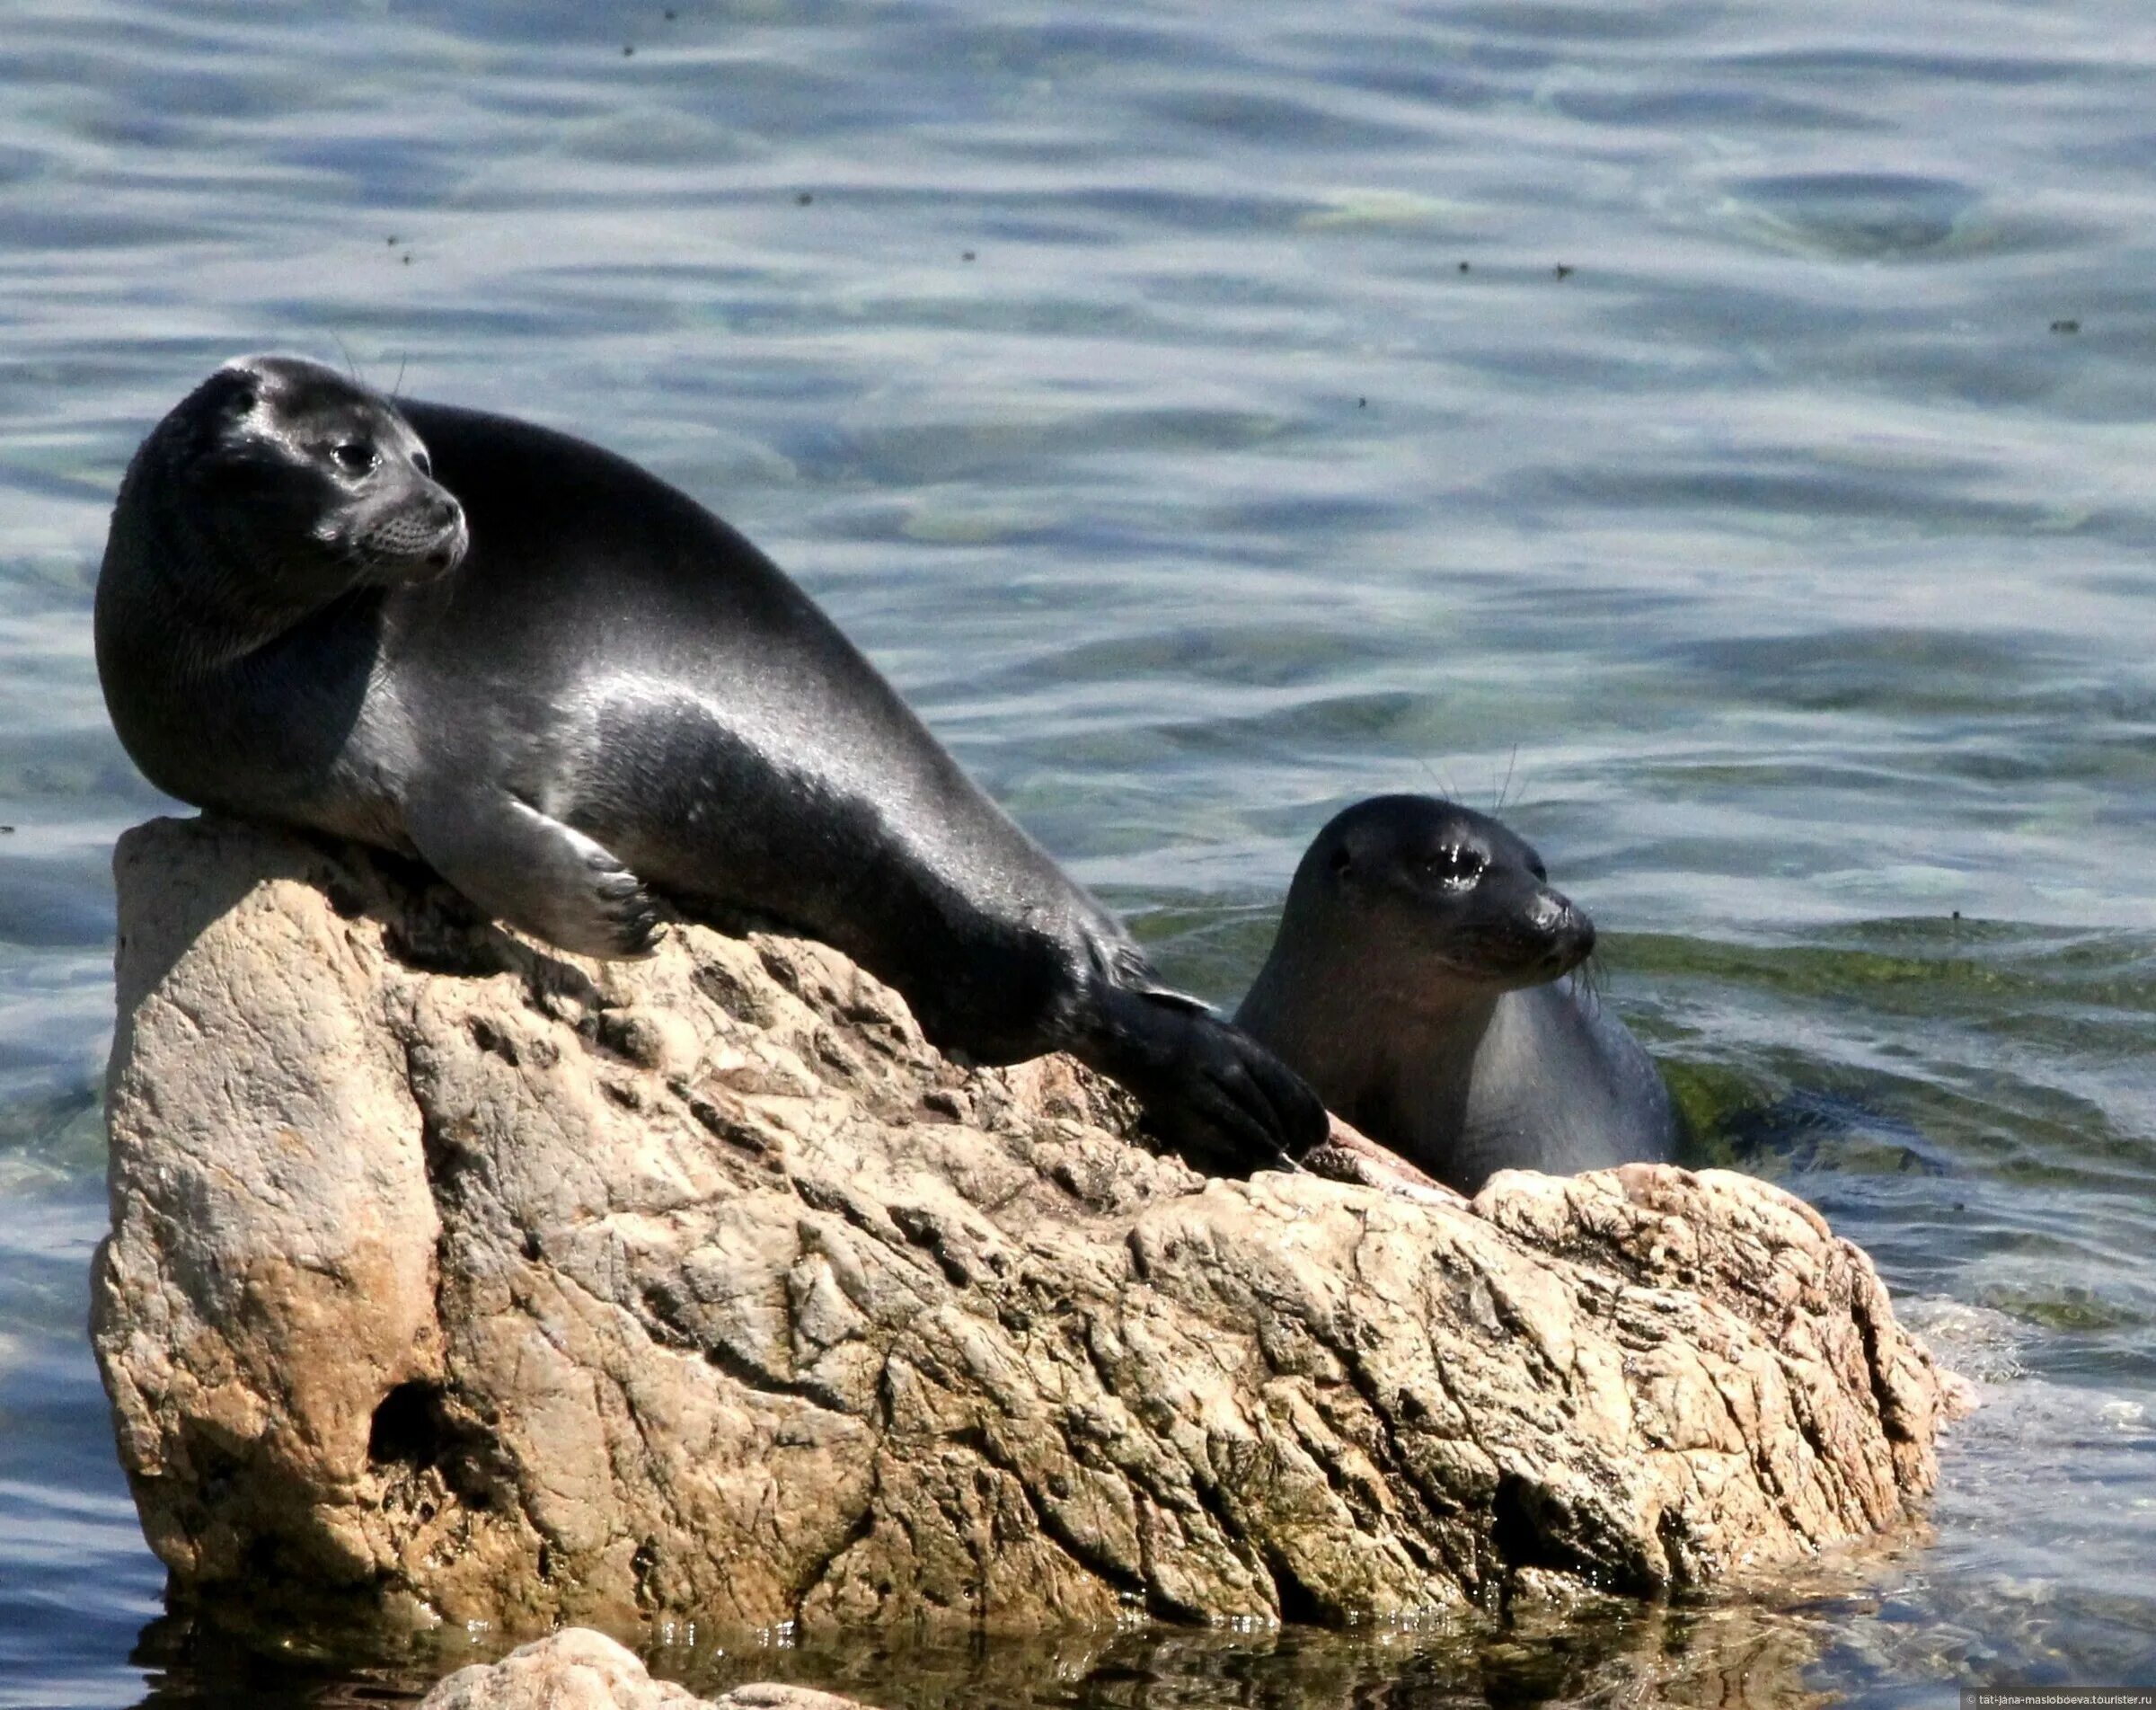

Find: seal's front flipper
1074;986;1328;1174
406;791;662;960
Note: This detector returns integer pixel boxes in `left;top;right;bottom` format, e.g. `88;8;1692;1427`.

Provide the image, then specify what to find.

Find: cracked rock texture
93;817;1956;1635
420;1628;869;1710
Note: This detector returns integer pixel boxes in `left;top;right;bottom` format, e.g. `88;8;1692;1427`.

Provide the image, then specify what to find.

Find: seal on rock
1235;793;1678;1192
94;355;1324;1168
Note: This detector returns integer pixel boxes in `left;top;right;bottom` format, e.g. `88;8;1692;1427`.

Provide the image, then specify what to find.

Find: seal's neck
102;476;357;678
1236;914;1501;1119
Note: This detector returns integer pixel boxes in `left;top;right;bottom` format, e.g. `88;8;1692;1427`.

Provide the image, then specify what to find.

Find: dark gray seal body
1236;794;1678;1192
96;355;1323;1168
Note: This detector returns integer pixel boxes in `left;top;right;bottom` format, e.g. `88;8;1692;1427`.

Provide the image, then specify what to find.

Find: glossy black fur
1237;793;1679;1192
97;358;1325;1170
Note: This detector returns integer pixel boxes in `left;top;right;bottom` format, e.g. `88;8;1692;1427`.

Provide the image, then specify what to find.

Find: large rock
419;1628;866;1710
93;817;1957;1636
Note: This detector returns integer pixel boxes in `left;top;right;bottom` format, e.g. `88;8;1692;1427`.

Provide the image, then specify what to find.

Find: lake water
4;0;2155;1702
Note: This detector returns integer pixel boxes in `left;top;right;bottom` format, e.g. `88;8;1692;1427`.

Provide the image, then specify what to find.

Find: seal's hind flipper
407;789;662;960
1074;986;1328;1174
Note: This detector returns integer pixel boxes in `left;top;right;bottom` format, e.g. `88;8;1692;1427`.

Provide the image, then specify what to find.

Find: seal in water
1235;793;1678;1192
95;355;1324;1170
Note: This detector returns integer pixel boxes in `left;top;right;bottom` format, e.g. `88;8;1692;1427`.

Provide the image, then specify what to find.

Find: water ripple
8;0;2156;1700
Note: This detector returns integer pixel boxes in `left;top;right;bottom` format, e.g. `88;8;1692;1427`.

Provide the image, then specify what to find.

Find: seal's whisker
1573;951;1606;1012
1494;744;1520;814
1414;756;1461;802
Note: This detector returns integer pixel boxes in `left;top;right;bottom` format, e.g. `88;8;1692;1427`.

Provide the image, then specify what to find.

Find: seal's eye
331;439;378;475
1424;846;1485;888
1529;855;1547;882
411;449;432;477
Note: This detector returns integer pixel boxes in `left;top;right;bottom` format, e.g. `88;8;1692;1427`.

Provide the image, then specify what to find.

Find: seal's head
121;354;467;615
1279;793;1595;994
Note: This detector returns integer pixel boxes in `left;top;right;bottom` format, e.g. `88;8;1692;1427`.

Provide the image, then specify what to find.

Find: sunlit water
4;0;2156;1702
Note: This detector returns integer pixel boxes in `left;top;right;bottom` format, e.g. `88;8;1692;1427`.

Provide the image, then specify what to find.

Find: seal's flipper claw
1232;1035;1330;1164
1076;986;1327;1174
1176;1077;1290;1176
407;789;663;961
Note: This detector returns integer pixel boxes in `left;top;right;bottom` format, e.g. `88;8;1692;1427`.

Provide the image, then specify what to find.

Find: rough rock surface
93;817;1957;1635
420;1628;867;1710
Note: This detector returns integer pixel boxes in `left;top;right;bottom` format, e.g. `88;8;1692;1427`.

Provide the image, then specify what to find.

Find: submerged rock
93;817;1957;1635
420;1628;869;1709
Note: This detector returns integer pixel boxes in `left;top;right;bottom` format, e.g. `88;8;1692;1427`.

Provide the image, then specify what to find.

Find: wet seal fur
1236;793;1678;1192
95;355;1324;1169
